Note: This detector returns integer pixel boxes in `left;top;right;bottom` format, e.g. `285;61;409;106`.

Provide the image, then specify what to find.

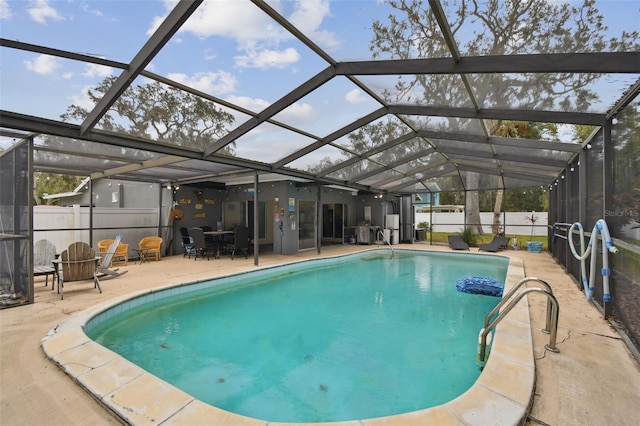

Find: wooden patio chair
96;235;129;279
33;239;57;288
56;242;101;300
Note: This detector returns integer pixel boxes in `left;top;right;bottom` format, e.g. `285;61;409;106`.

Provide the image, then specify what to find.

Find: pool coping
41;249;533;426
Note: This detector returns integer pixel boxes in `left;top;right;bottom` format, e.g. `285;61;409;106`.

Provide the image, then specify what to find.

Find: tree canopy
61;76;236;154
319;0;638;233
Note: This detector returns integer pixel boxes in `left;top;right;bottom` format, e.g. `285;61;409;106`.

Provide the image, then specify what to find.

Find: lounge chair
33;239;57;288
97;238;129;267
448;235;470;250
138;236;163;261
479;236;511;252
96;235;129;279
55;242;101;300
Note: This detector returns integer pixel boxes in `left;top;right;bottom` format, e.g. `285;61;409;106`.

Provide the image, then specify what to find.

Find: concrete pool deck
1;244;639;425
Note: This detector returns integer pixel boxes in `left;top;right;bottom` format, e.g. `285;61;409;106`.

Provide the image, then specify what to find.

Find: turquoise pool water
87;250;508;423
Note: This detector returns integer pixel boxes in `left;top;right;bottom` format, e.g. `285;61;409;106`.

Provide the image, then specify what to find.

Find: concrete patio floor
1;243;639;425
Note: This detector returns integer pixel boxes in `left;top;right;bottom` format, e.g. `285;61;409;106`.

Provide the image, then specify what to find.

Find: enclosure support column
578;149;586;224
429;193;433;245
28;137;34;303
316;184;322;254
602;120;614;318
157;183;163;238
89;179;93;247
253;172;259;266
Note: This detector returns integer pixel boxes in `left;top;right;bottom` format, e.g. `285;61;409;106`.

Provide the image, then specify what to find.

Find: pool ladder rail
376;229;394;258
551;222;573;242
477;277;560;368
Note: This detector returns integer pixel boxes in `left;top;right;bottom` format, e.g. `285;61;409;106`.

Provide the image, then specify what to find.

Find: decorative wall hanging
170;208;184;221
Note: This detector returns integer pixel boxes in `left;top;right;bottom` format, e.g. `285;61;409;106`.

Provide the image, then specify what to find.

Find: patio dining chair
225;225;249;260
189;227;211;260
179;227;196;258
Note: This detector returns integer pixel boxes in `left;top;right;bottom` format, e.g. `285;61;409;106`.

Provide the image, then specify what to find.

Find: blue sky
1;0;638;161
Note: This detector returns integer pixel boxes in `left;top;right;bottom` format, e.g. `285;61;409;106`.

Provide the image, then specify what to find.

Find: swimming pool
86;250;506;423
41;247;536;425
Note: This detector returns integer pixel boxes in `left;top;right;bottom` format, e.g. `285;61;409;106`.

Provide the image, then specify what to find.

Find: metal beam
272;107;386;169
457;165;552;184
250;0;336;66
335;52;640;75
90;155;186;180
389;105;605;125
416;130;583;153
315;132;417;178
204;66;337;157
438;146;568;167
369;158;452;189
80;0;203;134
1;38;128;69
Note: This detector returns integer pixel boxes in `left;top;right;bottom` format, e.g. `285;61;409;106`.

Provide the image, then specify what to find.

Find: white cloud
27;0;64;24
80;3;104;19
235;47;300;69
345;89;369;104
277;102;315;124
204;49;217;60
167;71;237;95
288;0;328;33
24;54;60;74
288;0;339;51
0;0;12;19
225;95;315;125
150;0;281;42
149;0;339;70
225;95;270;113
68;85;98;111
83;63;113;78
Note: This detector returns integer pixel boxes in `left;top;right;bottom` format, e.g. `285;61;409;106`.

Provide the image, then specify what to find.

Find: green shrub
461;227;479;247
417;221;430;230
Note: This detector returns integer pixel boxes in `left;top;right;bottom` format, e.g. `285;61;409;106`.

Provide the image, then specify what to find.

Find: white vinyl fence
34;205;164;257
416;211;548;237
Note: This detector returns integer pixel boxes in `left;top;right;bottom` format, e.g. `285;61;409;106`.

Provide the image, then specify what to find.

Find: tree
34;172;84;205
307;118;407;177
365;0;638;234
34;76;237;197
486;120;557;232
61;76;236;153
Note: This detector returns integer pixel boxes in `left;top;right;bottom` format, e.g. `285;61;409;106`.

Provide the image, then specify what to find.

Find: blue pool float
456;276;504;297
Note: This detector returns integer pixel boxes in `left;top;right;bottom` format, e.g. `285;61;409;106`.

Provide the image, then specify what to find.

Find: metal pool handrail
477;285;560;368
376;229;394;258
485;277;555;334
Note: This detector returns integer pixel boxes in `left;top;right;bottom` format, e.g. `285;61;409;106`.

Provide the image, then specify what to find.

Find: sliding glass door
298;200;316;251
